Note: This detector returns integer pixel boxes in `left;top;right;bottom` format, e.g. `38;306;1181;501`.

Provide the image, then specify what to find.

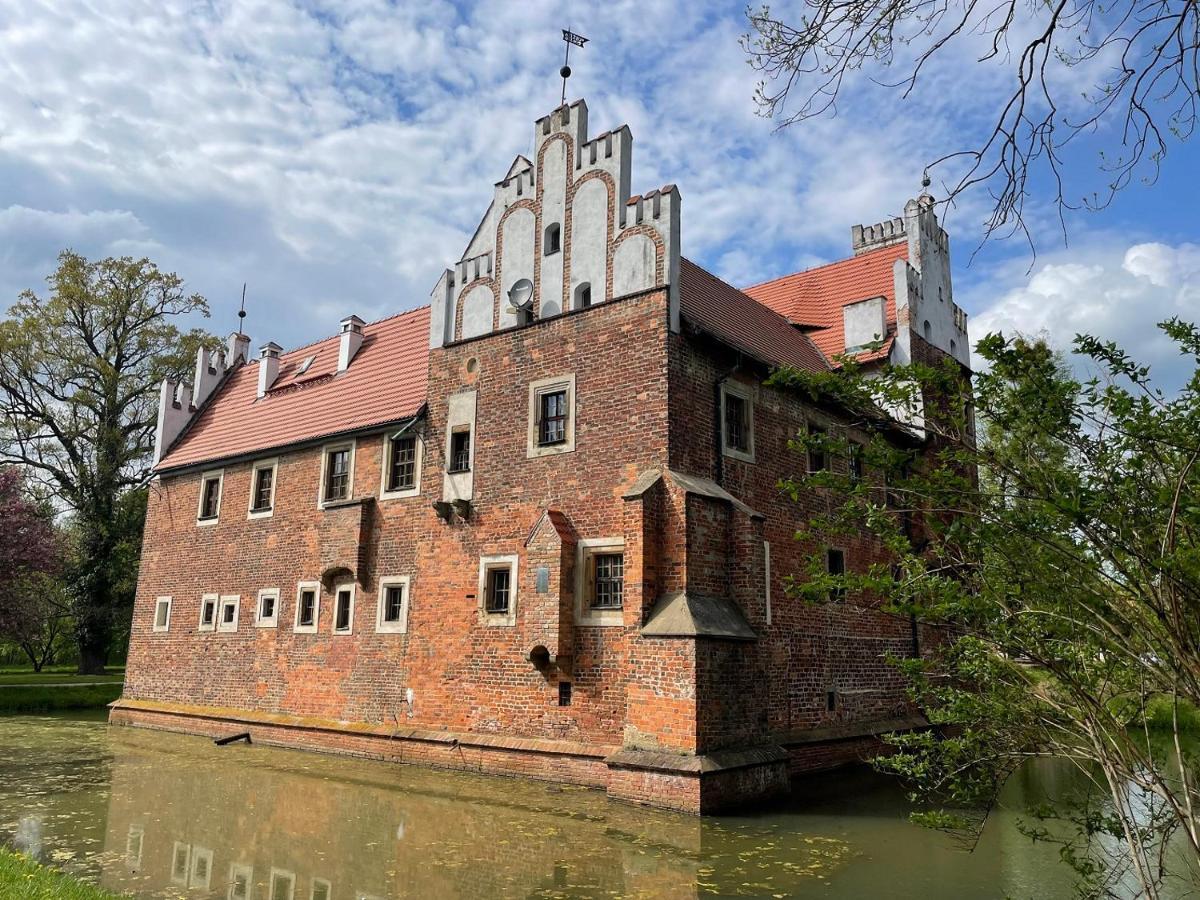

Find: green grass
0;848;126;899
0;683;122;714
0;664;125;676
0;673;124;686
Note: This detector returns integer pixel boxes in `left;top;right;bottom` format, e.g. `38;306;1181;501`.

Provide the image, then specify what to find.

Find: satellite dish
507;279;534;311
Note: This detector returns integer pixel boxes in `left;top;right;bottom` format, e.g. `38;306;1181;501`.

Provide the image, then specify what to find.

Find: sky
1;0;1196;386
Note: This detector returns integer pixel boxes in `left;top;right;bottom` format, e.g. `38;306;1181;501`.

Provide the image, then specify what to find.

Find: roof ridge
740;242;908;293
681;257;816;338
272;304;432;360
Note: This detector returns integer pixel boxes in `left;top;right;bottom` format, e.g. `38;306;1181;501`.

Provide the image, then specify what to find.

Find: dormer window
544;223;561;255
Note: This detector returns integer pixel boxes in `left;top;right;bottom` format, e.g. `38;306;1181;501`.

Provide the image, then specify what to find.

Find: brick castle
113;99;972;814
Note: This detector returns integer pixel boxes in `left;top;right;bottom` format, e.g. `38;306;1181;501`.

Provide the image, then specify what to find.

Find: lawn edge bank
0;847;126;899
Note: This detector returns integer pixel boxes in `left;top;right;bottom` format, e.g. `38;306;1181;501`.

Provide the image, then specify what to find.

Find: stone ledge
778;715;929;746
605;744;789;775
109;698;617;760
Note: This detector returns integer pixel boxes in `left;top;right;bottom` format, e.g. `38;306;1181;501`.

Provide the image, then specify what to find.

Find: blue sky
1;0;1196;384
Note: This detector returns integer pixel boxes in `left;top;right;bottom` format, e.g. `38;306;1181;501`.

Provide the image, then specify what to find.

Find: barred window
591;553;624;610
449;430;471;473
386;435;417;492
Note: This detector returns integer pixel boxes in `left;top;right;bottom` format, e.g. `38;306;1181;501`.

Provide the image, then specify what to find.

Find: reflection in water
0;712;1186;898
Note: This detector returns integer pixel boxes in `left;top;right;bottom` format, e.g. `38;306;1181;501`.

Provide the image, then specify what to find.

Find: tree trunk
77;632;109;675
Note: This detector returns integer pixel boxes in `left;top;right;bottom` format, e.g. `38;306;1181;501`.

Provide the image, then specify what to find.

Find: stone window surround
379;432;422;501
527;373;576;458
376;575;411;634
574;537;625;627
293;581;321;634
217;594;240;632
478;554;518;627
196;469;224;526
332;583;356;635
317;440;356;508
152;596;172;633
255;587;280;628
198;593;218;632
247;458;278;519
720;380;755;463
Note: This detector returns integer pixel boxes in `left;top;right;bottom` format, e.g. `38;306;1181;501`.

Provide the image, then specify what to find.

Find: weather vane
560;28;588;105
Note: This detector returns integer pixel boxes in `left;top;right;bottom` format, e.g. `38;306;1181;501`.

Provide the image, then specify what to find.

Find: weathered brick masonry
116;98;973;814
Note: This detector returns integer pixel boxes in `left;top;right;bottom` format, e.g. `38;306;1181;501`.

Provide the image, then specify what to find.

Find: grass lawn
0;848;126;899
0;683;122;714
0;672;124;686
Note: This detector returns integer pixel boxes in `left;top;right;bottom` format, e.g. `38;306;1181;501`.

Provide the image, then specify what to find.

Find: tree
0;252;214;673
770;323;1200;895
743;0;1200;248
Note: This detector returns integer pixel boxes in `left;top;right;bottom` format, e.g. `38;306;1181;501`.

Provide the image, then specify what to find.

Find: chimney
258;342;282;398
228;331;251;367
338;315;365;372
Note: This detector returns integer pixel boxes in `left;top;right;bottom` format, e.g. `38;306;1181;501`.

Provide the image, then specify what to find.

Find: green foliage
0;848;126;899
770;321;1200;896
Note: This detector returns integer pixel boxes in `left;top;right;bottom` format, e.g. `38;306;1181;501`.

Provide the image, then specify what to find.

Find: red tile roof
742;242;908;364
157;306;430;472
679;258;828;373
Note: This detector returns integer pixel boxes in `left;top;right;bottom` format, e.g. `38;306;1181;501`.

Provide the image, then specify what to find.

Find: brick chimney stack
338;315;365;372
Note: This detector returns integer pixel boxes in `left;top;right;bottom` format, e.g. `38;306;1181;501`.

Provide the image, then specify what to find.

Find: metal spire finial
237;283;247;335
560;28;588;105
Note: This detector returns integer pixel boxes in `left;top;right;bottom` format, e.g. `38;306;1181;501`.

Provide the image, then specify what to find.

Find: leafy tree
771;322;1200;895
0;252;213;673
743;0;1200;248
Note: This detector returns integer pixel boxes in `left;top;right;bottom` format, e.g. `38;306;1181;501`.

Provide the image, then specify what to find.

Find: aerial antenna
237;283;247;335
560;28;588;106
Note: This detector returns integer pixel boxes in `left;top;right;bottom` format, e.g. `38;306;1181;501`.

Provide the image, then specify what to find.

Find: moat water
0;711;1190;898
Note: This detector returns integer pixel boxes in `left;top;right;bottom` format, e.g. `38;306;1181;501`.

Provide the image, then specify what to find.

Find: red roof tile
680;258;829;373
157;306;430;472
742;242;908;364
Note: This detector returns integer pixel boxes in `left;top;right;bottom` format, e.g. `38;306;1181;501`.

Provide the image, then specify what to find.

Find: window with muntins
383;585;404;623
198;476;221;520
592;553;624;609
387;435;417;492
449;430;471;473
250;465;274;512
324;449;350;502
724;393;748;453
538;390;568;446
297;589;317;628
486;567;510;614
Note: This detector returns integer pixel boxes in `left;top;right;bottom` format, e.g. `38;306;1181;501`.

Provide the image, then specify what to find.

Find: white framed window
294;581;320;633
248;458;278;519
153;596;172;632
527;373;576;458
575;538;625;626
217;595;240;632
198;593;218;632
318;441;355;507
196;470;224;524
228;864;253;900
380;432;422;500
720;381;755;463
255;588;280;628
310;877;332;900
125;825;144;869
332;584;355;635
170;843;191;887
376;576;410;634
269;869;296;900
190;846;213;890
478;554;518;627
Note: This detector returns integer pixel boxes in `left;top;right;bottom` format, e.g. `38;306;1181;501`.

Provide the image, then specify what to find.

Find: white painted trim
198;593;218;631
375;575;411;634
247;457;278;519
170;843;191;887
720;380;755;463
217;594;240;632
527;373;576;458
574;537;625;626
255;588;280;628
152;596;172;632
196;469;224;526
317;440;356;508
379;433;423;500
293;581;320;633
477;554;518;627
332;583;356;635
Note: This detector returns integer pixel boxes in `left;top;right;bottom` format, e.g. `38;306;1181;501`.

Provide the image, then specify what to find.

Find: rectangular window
376;576;410;633
333;587;353;634
724;393;748;453
558;681;572;706
153;596;172;632
256;589;279;628
385;435;418;493
190;846;213;890
849;442;864;483
199;594;218;631
171;843;191;886
449;429;471;473
537;390;568;446
485;567;510;614
592;553;624;609
294;583;319;633
197;472;222;522
270;870;296;900
310;879;331;900
808;424;828;473
217;595;239;632
249;461;276;516
720;383;754;462
826;548;846;601
229;865;253;900
323;447;351;503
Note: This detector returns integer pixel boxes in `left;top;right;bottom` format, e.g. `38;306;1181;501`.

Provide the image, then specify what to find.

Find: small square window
538;390;568;446
199;594;218;631
294;583;320;633
333;586;354;634
217;595;240;632
826;548;846;601
322;446;352;503
249;461;276;516
153;596;172;632
376;577;410;634
197;472;223;523
808;424;828;473
385;434;418;494
256;589;279;628
448;429;471;473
